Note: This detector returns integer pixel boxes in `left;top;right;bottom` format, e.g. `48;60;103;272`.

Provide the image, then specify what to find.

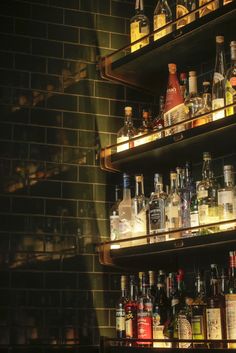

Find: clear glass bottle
110;184;121;249
117;106;136;153
116;275;128;338
177;163;192;234
152;96;165;140
225;251;236;348
197;152;219;228
199;0;219;17
153;0;172;41
165;172;182;238
218;165;236;230
148;173;167;241
176;0;196;29
212;36;226;121
190;181;200;234
130;0;150;53
225;41;236;117
118;173;133;244
194;81;212;127
185;71;203;121
134;109;153;147
164;63;189;135
132;174;148;245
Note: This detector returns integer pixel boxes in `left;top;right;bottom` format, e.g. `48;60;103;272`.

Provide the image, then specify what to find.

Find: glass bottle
118;173;133;244
165;172;182;238
212;36;226;121
191;269;207;347
225;251;236;348
117;106;136;153
130;0;150;53
125;275;138;341
137;272;153;346
195;81;212;126
148;173;167;242
152;96;165;140
218;165;236;230
177;165;191;233
110;185;121;249
197;152;219;228
134;109;153;147
176;0;196;29
206;264;226;348
153;0;172;41
164;63;189;135
152;270;169;347
132;174;147;245
185;71;203;121
190;181;200;235
179;72;187;100
199;0;219;17
148;270;157;300
165;272;180;348
116;275;128;338
225;41;236;117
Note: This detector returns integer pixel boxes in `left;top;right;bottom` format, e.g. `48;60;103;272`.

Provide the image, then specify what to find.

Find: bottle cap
189;71;197;77
180;72;187;80
168;63;176;74
125;106;132;112
202;81;210;86
223;164;234;171
154;173;163;184
216;35;224;43
230;41;236;47
135;174;143;182
203;151;211;160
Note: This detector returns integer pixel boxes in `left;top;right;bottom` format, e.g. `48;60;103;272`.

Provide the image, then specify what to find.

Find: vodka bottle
225;41;236;117
130;0;150;53
153;0;172;41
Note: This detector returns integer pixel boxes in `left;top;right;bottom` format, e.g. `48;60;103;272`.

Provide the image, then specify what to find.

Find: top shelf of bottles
100;2;236;95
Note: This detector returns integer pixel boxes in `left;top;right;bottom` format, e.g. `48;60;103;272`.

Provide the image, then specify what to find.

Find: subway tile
15;54;46;73
13;125;45;143
63;112;95;130
96;14;126;34
63;147;95;166
31;73;60;92
0;1;31;18
78;273;109;290
111;1;133;18
95;81;124;100
78;131;96;147
32;39;63;58
46;93;77;112
48;24;78;43
15;19;47;38
64;43;96;62
95;115;122;134
80;28;109;48
79;96;109;115
0;16;14;33
62;182;93;200
30;144;62;163
46;127;77;146
111;33;129;50
0;141;28;159
0;69;29;88
62;289;93;308
11;272;44;289
30;108;62;127
64;10;95;28
31;4;63;24
45;272;77;289
63;254;94;272
79;166;106;184
45;199;77;217
66;80;94;96
0;52;14;69
80;0;110;14
29;180;62;198
12;197;44;214
49;0;79;9
0;33;31;53
0;122;12;140
93;290;117;309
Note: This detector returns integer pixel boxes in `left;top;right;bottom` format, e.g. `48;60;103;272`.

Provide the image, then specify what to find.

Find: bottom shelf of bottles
100;337;236;352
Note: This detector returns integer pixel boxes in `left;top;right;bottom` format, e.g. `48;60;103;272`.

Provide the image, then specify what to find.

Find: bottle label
198;204;219;225
137;315;152;343
212;98;225;121
225;79;236;116
110;214;120;241
190;211;199;228
117;136;129;152
197;190;208;199
176;5;189;29
178;314;192;348
225;294;236;348
149;207;163;230
164;103;188;135
130;21;149;53
133;209;147;234
116;309;125;332
206;308;222;339
218;190;234;206
213;72;225;83
125;311;136;338
192;314;205;339
199;0;218;17
166;205;180;229
119;219;132;238
153;319;166;348
154;14;171;41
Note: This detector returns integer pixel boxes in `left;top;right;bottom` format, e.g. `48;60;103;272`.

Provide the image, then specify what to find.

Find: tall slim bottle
212;36;226;121
110;185;121;249
153;0;172;41
117;107;136;152
165;172;182;238
164;63;189;135
152;96;165;140
225;251;236;348
132;174;147;245
116;275;128;338
225;41;236;116
125;275;138;342
176;0;196;29
118;173;133;245
130;0;150;53
185;71;203;122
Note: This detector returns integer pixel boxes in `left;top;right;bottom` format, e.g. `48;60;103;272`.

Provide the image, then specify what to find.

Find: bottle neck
154;182;163;194
135;0;144;13
123;175;131;199
214;42;226;76
189;75;198;95
202;158;214;180
195;275;205;298
202;93;211;107
125;113;133;126
224;170;235;187
170;175;177;193
135;177;144;197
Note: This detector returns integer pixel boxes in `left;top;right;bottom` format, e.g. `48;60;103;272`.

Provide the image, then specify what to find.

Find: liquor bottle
179;72;187;100
137;272;153;346
148;270;157;300
220;267;228;295
185;71;203;123
206;264;226;348
199;0;219;17
117;107;136;153
191;270;207;347
148;173;167;241
218;165;236;230
177;164;191;233
225;41;236;117
197;152;219;227
110;185;121;249
176;0;196;29
118;173;133;244
130;0;150;53
164;63;189;135
195;81;212;126
165;272;180;348
212;36;226;121
132;174;147;245
125;275;138;341
225;251;236;348
116;275;128;338
152;270;169;347
152;96;165;140
153;0;172;41
165;172;182;238
190;181;200;234
134;109;153;147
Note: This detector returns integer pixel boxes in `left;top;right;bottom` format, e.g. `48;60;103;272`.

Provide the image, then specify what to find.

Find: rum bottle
117;107;136;153
116;275;128;338
130;0;150;53
153;0;172;41
225;41;236;116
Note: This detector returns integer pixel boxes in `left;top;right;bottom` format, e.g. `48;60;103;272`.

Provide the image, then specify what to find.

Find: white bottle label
218;190;234;205
116;309;125;332
153;320;166;348
225;294;236;348
206;308;222;339
178;314;192;348
190;211;199;227
212;98;225;121
110;214;120;241
198;190;208;198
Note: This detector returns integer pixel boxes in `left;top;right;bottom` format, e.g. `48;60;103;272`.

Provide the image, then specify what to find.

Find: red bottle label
137;316;152;345
164;74;184;113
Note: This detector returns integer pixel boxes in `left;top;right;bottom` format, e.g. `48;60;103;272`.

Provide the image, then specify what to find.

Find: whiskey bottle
110;185;121;248
125;275;138;341
116;275;128;338
225;41;236;117
185;71;203;123
134;109;153;147
176;0;196;29
117;107;136;153
148;173;167;241
218;165;236;230
152;96;165;140
165;171;182;238
197;152;219;228
212;36;226;121
132;174;147;245
130;0;150;53
164;63;189;135
153;0;172;41
118;173;133;244
199;0;219;17
195;81;212;126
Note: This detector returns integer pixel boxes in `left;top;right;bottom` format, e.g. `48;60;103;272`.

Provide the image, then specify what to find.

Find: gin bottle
225;41;236;117
153;0;172;41
117;107;136;153
130;0;150;53
132;174;148;245
118;173;133;244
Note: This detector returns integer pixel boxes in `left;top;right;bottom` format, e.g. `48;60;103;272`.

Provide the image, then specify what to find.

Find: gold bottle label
206;308;222;339
154;14;170;41
130;21;149;52
199;0;218;17
176;5;189;29
212;98;225;121
225;79;235;116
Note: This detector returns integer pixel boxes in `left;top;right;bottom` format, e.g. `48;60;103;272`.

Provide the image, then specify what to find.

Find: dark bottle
125;275;138;342
206;264;226;348
137;272;153;346
191;270;207;348
225;251;236;349
152;96;165;139
116;275;128;338
152;270;169;347
220;267;228;295
228;251;236;294
148;270;157;300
